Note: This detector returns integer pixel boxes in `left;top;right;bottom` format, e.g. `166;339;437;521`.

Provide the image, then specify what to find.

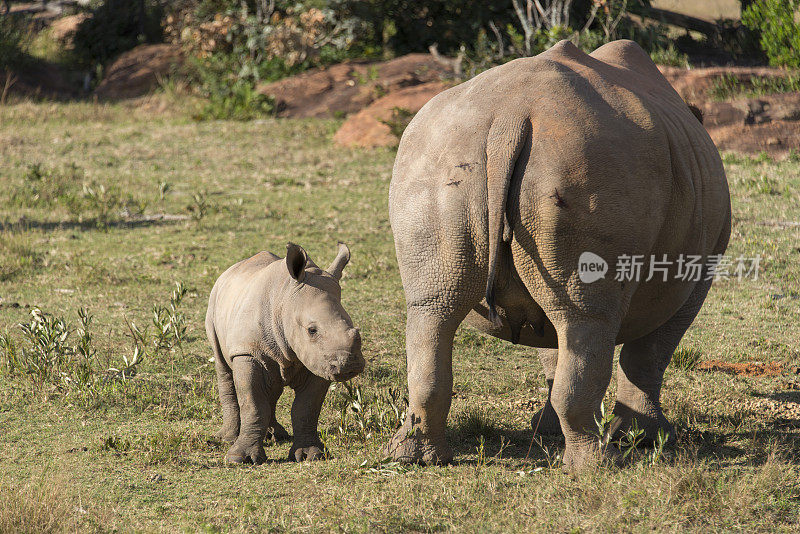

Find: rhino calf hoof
289;443;327;462
225;438;267;465
386;427;453;465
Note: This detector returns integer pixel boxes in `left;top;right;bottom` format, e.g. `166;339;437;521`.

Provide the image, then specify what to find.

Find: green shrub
710;73;800;101
742;0;800;68
0;14;28;70
672;348;703;371
649;44;689;68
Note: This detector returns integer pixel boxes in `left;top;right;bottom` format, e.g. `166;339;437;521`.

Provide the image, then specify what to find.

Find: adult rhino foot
289;441;328;462
267;422;290;443
215;423;239;444
562;439;623;472
612;403;676;447
225;435;266;465
531;400;562;436
386;425;452;465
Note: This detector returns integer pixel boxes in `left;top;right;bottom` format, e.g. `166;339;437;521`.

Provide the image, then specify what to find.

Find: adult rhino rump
387;40;731;470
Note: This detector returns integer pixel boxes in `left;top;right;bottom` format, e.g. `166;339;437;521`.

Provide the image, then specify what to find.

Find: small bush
649;44;689;68
742;0;800;68
671;348;703;371
8;162;146;225
0;14;28;70
710;73;800;101
380;107;415;140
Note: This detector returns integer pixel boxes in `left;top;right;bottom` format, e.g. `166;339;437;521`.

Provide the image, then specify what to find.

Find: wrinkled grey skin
387;40;731;471
206;242;364;464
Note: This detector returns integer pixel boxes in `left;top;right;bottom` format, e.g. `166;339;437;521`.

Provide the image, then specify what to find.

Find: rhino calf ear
327;242;350;281
286;243;308;283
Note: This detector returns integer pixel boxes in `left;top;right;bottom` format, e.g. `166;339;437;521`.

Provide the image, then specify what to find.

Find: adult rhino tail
485;115;530;328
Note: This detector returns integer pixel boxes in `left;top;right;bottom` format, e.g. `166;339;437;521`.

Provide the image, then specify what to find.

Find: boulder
333;82;449;148
258;53;456;118
94;43;182;100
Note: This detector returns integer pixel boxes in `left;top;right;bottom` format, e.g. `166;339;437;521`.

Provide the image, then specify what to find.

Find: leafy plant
672;348;703;371
0;13;28;70
742;0;800;68
332;381;408;440
710;73;800;101
152;282;189;351
380;107;415;140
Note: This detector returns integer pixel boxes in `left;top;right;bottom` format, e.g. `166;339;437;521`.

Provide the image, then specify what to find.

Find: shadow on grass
0;214;190;232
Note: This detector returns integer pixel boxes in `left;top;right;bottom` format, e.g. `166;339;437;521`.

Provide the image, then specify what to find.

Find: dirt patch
333;82;449;148
659;66;800;155
697;360;800;377
258;53;456;119
94;44;182;100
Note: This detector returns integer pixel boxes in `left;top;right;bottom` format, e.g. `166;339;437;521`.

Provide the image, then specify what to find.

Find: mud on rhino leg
613;277;713;445
387;308;464;465
550;318;621;471
225;355;272;465
531;348;562;436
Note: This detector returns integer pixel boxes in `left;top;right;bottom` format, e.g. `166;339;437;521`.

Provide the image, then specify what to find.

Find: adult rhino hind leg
531;348;562;436
550;317;622;471
386;209;481;465
613;277;713;445
386;307;463;465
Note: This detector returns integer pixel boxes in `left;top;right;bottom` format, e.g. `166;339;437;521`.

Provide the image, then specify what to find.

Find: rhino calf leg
387;310;456;465
266;384;290;443
225;356;272;465
288;370;330;461
214;354;240;443
550;319;621;471
613;278;712;445
531;348;562;436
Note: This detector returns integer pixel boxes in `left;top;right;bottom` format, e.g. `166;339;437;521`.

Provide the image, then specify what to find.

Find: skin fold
386;40;731;471
206;242;365;464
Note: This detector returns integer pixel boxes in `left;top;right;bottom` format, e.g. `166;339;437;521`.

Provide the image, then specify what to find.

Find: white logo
578;252;608;283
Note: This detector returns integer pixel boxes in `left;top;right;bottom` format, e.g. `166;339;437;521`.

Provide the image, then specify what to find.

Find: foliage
169;3;370;120
0;13;28;70
379;106;415;140
649;44;689;67
710;73;800;101
9;162;146;226
331;381;408;440
672;348;703;371
742;0;800;68
72;0;164;68
0;283;189;399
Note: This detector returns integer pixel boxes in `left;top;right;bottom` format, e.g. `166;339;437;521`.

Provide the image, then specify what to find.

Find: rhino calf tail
485;115;530;327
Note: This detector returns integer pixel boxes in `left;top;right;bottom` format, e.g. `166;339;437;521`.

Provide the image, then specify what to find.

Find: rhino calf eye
307;326;318;336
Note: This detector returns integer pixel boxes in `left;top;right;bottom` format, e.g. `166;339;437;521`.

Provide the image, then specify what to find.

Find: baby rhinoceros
206;242;364;464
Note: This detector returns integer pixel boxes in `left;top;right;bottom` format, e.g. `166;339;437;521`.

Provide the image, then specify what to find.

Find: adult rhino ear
327;242;350;281
286;243;307;283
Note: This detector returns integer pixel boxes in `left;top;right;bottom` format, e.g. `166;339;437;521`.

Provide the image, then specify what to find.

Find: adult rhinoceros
386;40;730;470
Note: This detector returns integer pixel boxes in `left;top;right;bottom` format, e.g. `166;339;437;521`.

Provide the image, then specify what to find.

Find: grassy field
0;100;799;533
